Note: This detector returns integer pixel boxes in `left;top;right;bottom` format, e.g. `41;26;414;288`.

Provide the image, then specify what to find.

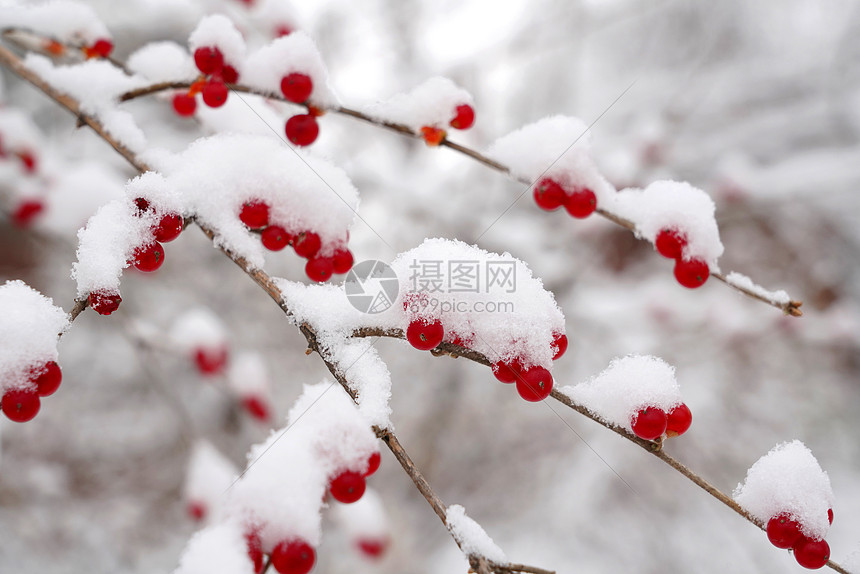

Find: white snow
227;352;270;396
127;42;197;83
446;504;507;563
725;272;791;306
561;355;683;431
329;488;389;540
734;440;834;540
169;308;229;352
188;14;246;71
611;180;725;266
242;31;339;107
174;521;255;574
0;108;43;153
39;163;125;236
184;441;239;521
0;281;70;392
0;0;110;45
364;76;473;131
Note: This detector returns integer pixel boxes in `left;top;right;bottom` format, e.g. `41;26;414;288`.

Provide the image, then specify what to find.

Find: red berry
91;38;114;58
332;249;354;274
631;407;667;440
194;46;224;75
420;126;446;146
1;388;40;422
281;73;313;104
133;241;166;272
275;25;293;37
242;396;270;422
202;78;228;108
655;228;687;259
134;197;151;214
794;537;830;569
293;231;321;259
246;531;265;574
306;256;334;282
18;151;37;173
271;539;316;574
564;188;597;218
172;93;197;117
406;318;444;351
88;290;122;315
533;178;565;211
221;64;239;84
450;104;475;130
551;332;568;360
357;538;388;559
194;346;228;376
766;514;803;549
364;451;381;477
827;508;833;524
674;258;709;289
666;403;692;437
330;470;366;503
187;501;206;521
32;360;62;397
492;360;522;384
285;114;319;146
516;366;553;402
12;199;44;227
239;200;270;230
261;225;292;251
154;213;184;242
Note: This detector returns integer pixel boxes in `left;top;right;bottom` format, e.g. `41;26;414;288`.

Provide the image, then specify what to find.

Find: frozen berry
271;539;316;574
533;178;566;211
239;200;270;229
172;93;197;117
564;188;597;218
280;73;313;104
420;126;446;146
631;407;667;440
155;214;184;242
134;197;151;214
133;242;165;272
827;508;833;524
516;366;553;402
18;151;37;173
492;360;522;384
293;231;321;259
246;531;264;574
406;318;444;351
221;64;239;84
285;114;319;146
187;501;206;521
364;451;381;477
89;290;122;315
332;249;354;274
44;39;65;56
202;78;228;108
194;346;228;376
90;38;113;58
242;396;270;422
330;470;366;503
357;538;388;559
666;403;692;437
1;388;40;422
12;199;44;227
655;228;687;259
551;332;568;360
766;514;802;549
275;25;293;37
794;537;830;569
194;46;224;75
306;256;334;282
32;360;62;397
261;226;291;251
450;104;475;130
674;258;709;289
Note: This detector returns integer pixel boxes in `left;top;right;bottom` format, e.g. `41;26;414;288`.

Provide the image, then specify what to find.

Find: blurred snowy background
1;0;859;572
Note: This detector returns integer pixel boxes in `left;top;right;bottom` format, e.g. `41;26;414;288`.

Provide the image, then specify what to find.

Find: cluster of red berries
280;72;323;147
82;38;114;60
629;403;692;441
87;198;184;316
0;360;62;422
766;511;833;569
239;199;354;282
654;227;710;289
532;177;597;219
172;45;240;117
490;332;566;402
419;103;475;146
1;134;44;228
